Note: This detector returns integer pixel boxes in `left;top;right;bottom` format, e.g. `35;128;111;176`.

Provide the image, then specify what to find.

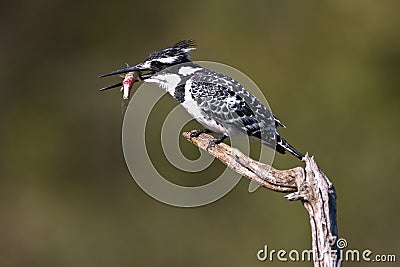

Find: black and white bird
100;40;304;160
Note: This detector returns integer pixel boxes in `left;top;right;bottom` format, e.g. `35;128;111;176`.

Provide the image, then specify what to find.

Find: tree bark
183;131;341;267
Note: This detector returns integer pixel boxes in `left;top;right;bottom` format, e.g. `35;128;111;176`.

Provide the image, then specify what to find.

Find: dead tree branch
183;131;341;267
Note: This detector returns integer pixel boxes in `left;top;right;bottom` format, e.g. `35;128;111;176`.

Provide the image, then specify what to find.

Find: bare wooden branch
183;131;341;267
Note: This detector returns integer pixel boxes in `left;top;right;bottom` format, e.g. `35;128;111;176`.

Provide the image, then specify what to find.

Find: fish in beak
98;60;156;98
99;64;143;111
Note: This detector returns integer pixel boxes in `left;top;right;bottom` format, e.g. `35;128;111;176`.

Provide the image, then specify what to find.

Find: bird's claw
206;135;227;151
206;141;216;151
190;131;201;138
190;129;211;138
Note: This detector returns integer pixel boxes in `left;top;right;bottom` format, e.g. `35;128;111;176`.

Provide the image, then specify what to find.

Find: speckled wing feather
189;69;278;148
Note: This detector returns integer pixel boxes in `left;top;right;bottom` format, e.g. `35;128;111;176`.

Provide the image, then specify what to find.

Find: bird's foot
206;141;217;151
190;129;211;138
206;135;228;151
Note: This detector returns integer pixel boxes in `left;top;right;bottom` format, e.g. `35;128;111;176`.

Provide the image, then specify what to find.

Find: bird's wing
189;69;278;146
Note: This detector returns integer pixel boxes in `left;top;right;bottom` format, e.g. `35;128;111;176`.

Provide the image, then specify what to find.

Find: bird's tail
276;135;304;160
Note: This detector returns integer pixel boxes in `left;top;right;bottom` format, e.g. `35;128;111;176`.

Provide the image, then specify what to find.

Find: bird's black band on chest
174;84;186;103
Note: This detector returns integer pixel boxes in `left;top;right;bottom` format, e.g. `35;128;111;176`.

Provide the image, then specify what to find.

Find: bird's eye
151;61;162;70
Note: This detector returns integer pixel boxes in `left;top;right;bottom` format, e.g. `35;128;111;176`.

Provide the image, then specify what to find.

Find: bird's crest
144;40;196;62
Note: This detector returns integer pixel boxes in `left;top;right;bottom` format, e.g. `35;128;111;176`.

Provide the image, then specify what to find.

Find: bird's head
99;40;196;82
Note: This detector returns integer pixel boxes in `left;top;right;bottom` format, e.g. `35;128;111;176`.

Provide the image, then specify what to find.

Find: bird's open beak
99;69;140;108
99;62;153;91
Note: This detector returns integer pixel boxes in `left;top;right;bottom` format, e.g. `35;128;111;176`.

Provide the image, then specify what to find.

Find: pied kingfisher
100;40;304;159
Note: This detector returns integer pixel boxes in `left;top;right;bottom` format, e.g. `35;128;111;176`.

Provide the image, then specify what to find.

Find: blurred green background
1;0;399;266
